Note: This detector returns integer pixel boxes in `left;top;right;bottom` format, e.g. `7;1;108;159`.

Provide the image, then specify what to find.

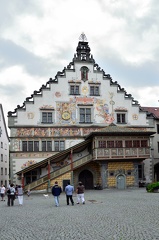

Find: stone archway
79;169;93;189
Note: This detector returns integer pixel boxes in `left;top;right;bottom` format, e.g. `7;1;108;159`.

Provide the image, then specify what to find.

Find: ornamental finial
79;32;87;42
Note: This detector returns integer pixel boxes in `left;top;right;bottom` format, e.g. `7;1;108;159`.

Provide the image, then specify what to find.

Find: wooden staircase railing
24;153;92;191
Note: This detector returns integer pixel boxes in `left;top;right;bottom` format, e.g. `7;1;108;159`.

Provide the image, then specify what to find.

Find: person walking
65;181;74;206
7;183;15;207
1;184;6;201
51;181;62;207
17;185;24;206
76;181;85;204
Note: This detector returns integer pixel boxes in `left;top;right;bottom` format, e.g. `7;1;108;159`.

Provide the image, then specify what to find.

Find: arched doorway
154;163;159;181
116;174;126;190
79;170;93;189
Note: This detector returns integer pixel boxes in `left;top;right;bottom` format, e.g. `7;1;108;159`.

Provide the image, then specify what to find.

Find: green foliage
146;182;159;192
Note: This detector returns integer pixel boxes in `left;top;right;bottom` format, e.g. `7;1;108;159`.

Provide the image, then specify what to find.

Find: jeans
54;196;60;206
7;195;15;206
66;195;74;205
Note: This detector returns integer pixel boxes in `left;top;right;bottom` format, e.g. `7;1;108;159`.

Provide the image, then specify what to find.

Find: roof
85;123;155;138
140;107;159;119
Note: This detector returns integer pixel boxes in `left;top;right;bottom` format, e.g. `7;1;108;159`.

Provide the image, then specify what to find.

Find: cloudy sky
0;0;159;125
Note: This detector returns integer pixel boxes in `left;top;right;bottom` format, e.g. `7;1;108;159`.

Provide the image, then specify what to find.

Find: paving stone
0;189;159;239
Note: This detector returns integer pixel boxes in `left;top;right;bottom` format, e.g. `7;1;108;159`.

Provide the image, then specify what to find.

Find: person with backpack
7;183;15;206
51;181;62;207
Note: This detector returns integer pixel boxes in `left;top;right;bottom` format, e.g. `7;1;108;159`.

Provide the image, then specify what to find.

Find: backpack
7;189;11;194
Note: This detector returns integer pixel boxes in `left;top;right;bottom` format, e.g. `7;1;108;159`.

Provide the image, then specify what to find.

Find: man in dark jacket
51;181;62;207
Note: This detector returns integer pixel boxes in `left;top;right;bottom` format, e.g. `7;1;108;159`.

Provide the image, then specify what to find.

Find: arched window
81;66;89;81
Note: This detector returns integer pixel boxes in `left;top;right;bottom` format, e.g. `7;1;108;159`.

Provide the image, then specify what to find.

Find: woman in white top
1;185;5;201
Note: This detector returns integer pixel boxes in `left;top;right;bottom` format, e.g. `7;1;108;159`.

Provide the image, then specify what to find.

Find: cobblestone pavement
0;188;159;240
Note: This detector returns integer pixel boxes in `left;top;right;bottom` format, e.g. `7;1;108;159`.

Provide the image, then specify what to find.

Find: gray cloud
0;38;53;76
0;1;42;31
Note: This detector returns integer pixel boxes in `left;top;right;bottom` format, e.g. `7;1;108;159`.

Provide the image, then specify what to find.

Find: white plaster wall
0;106;9;186
14;61;148;126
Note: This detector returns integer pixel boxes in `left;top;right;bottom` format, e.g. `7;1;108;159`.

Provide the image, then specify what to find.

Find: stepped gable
8;33;139;116
85;123;155;138
140;107;159;119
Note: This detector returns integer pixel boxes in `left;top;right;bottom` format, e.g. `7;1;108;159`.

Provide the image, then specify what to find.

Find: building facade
140;107;159;182
8;34;155;189
0;104;9;187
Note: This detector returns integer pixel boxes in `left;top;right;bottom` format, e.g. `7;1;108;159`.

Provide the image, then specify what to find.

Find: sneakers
83;201;85;204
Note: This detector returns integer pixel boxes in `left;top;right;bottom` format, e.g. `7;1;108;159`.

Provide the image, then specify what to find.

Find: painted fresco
15;127;100;137
56;95;114;124
56;101;76;124
21;160;37;169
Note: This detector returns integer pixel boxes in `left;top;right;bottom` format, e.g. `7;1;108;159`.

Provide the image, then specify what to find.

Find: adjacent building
140;107;159;181
8;34;156;190
0;104;9;187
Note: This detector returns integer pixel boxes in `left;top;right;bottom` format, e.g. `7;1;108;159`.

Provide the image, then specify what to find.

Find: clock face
62;111;70;120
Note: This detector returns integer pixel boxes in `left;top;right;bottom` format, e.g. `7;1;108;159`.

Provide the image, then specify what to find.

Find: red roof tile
141;107;159;119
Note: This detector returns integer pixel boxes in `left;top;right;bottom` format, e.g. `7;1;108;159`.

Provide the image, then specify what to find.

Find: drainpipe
70;149;73;184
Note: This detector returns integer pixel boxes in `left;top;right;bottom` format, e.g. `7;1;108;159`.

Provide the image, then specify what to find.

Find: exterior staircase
24;153;92;192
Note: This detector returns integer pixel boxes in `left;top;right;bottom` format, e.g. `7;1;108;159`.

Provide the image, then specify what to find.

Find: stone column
100;163;108;189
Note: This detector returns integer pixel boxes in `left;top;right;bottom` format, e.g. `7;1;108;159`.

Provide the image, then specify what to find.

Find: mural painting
21;160;37;169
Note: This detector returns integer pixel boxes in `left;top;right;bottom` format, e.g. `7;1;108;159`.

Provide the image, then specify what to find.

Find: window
1;168;3;175
115;141;122;148
34;141;39;152
42;141;52;151
158;142;159;153
98;141;106;148
81;66;89;81
125;140;132;148
133;140;140;147
5;168;7;175
79;108;91;123
127;170;132;176
22;141;39;152
1;142;3;148
54;141;65;151
22;141;27;151
107;141;114;148
157;124;159;134
42;112;53;123
70;85;79;95
141;140;148;147
5;155;7;162
1;154;3;162
90;86;99;96
138;164;144;179
117;113;126;124
0;127;2;137
28;141;33;151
